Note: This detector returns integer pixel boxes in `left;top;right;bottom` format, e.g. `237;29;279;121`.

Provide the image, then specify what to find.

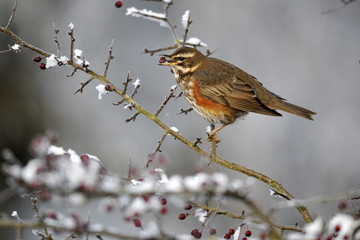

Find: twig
113;73;132;105
6;0;18;29
122;72;132;95
53;23;61;57
190;201;303;233
68;25;75;64
154;85;177;117
129;84;140;99
103;39;115;78
182;12;192;47
31;197;52;239
322;0;358;14
177;107;193;115
163;0;178;43
192;137;202;147
144;45;177;56
125;112;140;122
146;133;168;168
74;76;95;94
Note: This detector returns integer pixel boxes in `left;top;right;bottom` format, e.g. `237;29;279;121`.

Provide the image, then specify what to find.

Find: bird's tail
275;101;316;120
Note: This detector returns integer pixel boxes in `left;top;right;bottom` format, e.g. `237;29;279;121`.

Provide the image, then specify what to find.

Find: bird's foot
207;132;220;143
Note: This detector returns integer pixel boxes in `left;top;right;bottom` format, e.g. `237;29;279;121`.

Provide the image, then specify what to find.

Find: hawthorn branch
190;201;303;233
0;10;313;224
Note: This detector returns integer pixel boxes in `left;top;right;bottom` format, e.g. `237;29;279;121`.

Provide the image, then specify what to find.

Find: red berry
224;233;231;239
184;204;192;210
48;212;57;219
191;229;199;236
159;56;166;64
39;63;46;70
338;200;348;210
335;224;341;232
344;234;350;240
133;218;141;227
33;56;42;62
209;228;216;235
160;206;168;215
228;228;235;235
242;238;247;240
245;230;252;237
193;231;202;239
160;198;167;205
105;84;112;91
115;1;122;8
178;213;186;220
260;232;267;240
142;195;150;202
80;154;90;166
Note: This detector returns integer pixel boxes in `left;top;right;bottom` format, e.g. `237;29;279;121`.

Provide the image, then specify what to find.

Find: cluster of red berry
33;55;46;70
130;196;168;229
177;203;254;239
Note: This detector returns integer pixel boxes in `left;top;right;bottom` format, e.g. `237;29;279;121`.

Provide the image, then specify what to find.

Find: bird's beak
158;54;176;66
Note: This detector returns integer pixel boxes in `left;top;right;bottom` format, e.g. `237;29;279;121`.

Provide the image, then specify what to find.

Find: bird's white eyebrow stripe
175;52;195;58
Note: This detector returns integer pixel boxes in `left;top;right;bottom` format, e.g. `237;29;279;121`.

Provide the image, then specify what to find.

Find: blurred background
1;0;359;238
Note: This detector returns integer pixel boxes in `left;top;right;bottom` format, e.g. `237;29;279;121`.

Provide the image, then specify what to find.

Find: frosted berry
80;154;90;166
133;218;141;227
178;213;186;220
33;56;42;62
115;1;122;8
39;63;46;70
245;230;252;237
228;228;235;235
48;212;57;219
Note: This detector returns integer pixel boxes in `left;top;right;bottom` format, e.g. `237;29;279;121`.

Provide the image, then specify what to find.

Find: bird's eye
177;57;185;61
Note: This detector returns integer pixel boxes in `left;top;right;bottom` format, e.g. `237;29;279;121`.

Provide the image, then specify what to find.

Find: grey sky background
1;0;360;238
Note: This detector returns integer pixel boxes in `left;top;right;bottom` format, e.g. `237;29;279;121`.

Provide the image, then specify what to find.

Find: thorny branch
0;0;313;226
147;133;168;168
154;85;177;117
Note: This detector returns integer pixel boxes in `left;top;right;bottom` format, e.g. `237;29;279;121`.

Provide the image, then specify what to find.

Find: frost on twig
126;2;209;55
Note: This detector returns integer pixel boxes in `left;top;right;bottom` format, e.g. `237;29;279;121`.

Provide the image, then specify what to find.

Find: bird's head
159;47;206;74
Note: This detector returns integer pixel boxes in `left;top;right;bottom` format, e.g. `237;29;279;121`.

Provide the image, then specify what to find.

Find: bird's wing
192;67;282;116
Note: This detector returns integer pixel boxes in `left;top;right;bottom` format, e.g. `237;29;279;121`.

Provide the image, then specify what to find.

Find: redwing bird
159;47;316;142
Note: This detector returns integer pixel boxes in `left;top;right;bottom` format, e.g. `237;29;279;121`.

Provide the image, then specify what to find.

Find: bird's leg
206;123;229;143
